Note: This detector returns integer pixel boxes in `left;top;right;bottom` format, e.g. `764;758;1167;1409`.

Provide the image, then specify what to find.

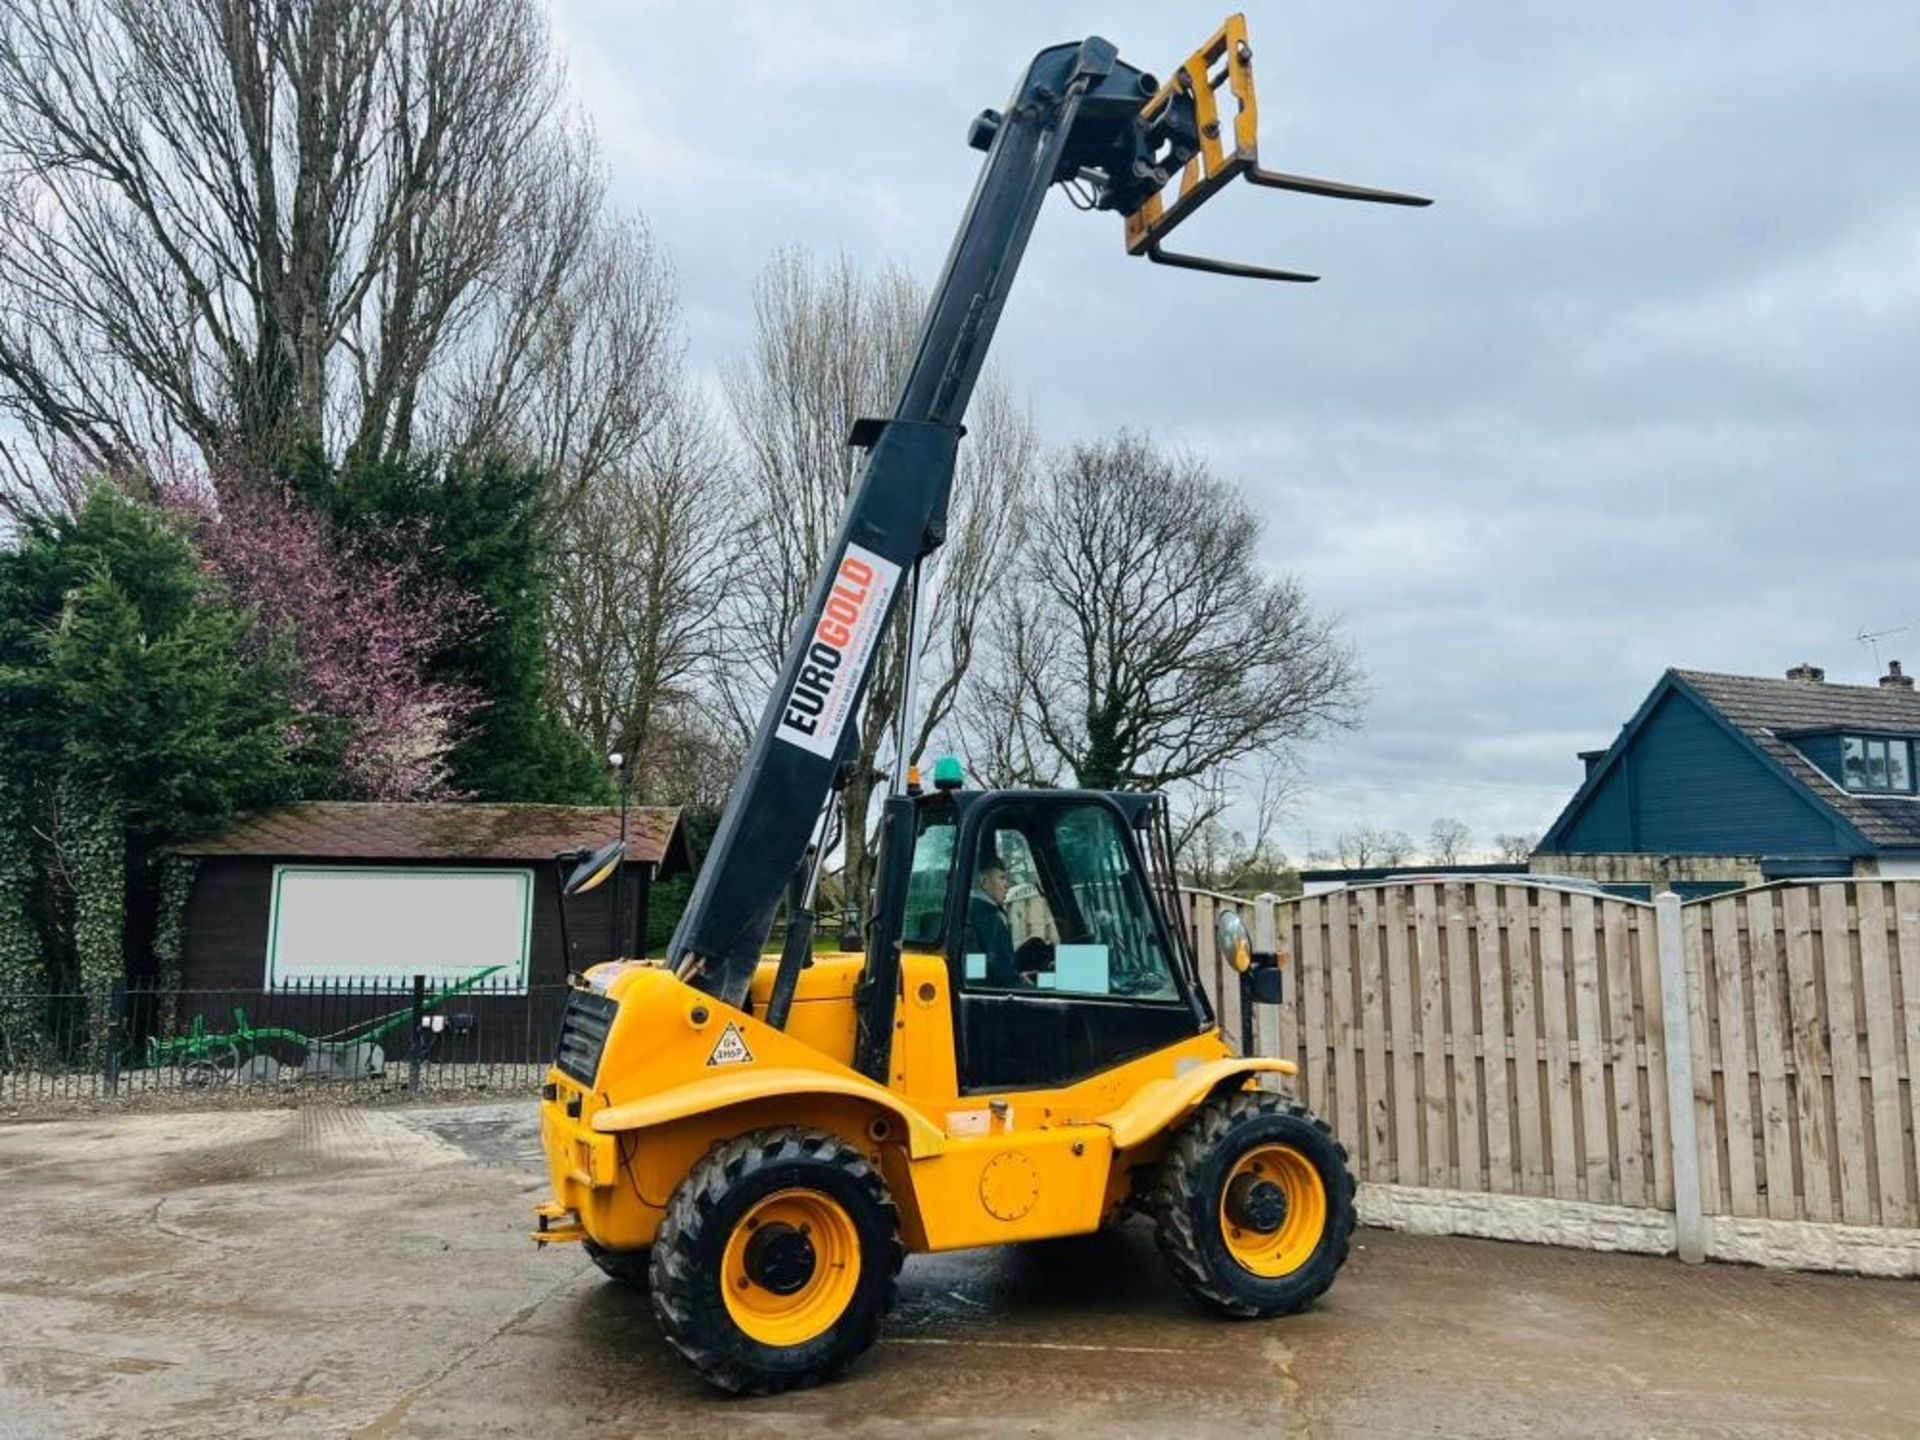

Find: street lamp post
609;751;630;957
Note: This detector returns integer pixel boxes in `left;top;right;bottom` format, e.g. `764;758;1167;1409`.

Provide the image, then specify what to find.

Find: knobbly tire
649;1127;903;1394
582;1239;651;1289
1152;1091;1355;1318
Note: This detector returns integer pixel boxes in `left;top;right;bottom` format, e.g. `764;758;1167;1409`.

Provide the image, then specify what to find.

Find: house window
1841;736;1913;792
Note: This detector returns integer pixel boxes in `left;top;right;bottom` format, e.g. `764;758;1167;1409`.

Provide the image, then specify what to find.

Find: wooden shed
169;802;687;993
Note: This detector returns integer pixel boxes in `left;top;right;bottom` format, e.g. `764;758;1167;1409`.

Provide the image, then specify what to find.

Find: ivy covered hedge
0;490;312;1041
150;856;198;1032
0;781;41;1039
1;463;613;1043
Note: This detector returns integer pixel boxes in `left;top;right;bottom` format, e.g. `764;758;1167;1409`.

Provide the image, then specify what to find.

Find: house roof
1671;669;1920;848
176;802;683;867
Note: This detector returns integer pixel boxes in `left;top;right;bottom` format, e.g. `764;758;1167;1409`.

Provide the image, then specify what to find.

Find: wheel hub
743;1221;817;1295
1225;1173;1288;1235
1217;1142;1329;1278
720;1187;863;1347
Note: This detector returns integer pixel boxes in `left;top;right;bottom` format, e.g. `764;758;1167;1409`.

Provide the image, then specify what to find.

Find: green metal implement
147;1011;307;1068
144;965;506;1082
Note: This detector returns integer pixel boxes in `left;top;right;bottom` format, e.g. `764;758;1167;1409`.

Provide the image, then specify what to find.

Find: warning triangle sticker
706;1022;753;1067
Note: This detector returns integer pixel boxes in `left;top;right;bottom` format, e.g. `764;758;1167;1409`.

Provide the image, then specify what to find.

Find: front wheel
649;1128;903;1394
1152;1092;1355;1318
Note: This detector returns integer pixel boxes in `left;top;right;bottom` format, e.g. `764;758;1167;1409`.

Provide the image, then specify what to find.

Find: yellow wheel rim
1219;1144;1328;1278
720;1189;862;1346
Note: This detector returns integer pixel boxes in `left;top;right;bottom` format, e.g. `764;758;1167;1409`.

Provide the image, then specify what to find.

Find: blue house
1534;662;1920;899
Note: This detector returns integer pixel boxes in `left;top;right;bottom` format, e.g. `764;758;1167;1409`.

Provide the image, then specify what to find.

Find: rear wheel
582;1239;651;1289
649;1128;902;1394
1152;1092;1354;1318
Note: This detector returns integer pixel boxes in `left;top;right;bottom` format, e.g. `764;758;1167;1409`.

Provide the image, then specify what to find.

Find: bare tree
720;248;1034;912
641;700;746;845
976;431;1361;802
956;640;1065;791
1378;831;1414;866
718;249;919;726
427;211;679;496
1328;829;1420;875
0;0;666;512
1178;759;1294;892
1492;832;1539;865
896;376;1036;760
1428;816;1472;865
1333;825;1414;868
1168;751;1296;862
1330;830;1373;866
545;381;731;798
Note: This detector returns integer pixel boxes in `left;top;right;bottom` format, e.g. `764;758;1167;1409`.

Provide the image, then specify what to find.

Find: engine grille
553;990;618;1086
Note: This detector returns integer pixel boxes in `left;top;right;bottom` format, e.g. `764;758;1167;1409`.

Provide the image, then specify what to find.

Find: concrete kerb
1358;1182;1920;1280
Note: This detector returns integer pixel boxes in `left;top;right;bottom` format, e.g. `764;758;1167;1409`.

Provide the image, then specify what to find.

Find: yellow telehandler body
529;14;1423;1393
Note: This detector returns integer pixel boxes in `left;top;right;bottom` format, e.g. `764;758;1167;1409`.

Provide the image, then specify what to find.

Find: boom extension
667;15;1426;1010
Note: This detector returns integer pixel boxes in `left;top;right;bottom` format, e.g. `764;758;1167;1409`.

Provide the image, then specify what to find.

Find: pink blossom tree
161;479;481;799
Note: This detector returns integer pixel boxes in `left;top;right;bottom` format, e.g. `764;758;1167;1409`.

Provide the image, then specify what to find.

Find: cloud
553;1;1920;861
1620;204;1920;358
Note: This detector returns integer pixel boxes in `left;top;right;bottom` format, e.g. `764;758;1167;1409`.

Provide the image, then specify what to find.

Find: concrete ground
2;1104;1917;1440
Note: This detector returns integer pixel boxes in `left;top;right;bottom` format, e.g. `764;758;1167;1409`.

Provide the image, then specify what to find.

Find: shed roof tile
175;802;680;865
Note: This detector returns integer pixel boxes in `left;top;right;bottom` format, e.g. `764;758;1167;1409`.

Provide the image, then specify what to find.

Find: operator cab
901;772;1213;1092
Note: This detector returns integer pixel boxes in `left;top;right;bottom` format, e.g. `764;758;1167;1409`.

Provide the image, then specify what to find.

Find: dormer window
1841;736;1912;792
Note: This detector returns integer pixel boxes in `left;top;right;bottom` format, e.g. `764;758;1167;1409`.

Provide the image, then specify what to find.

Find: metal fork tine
1146;242;1318;283
1246;166;1433;207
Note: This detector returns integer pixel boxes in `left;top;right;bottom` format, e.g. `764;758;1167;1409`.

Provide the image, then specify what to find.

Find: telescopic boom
666;16;1426;1009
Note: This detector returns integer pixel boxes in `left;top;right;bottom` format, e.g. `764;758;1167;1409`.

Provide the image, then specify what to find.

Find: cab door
947;795;1203;1092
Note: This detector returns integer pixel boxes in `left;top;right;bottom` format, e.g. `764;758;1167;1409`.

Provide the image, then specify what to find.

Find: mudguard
590;1065;948;1159
1099;1056;1297;1151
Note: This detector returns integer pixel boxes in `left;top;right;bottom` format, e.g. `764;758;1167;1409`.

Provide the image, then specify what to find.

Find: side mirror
563;839;625;897
1215;907;1253;974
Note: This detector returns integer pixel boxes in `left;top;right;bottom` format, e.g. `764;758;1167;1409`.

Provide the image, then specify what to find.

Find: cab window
960;800;1180;1001
902;803;957;949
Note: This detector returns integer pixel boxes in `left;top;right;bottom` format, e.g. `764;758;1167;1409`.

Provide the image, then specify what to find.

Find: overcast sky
549;1;1920;861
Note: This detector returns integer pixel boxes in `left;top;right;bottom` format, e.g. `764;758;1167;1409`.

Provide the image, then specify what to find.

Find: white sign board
265;866;533;990
773;543;900;758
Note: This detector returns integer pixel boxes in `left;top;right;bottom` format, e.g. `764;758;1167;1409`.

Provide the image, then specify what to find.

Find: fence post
1252;892;1282;1059
102;979;125;1098
409;973;425;1096
1655;891;1706;1263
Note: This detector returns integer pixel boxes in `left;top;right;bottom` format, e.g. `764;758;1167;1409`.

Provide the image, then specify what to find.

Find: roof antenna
1856;624;1909;676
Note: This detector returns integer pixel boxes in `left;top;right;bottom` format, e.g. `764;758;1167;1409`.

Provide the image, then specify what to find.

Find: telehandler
533;14;1426;1393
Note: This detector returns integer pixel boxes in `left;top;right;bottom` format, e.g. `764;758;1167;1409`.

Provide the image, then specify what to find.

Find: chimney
1881;660;1914;692
1785;662;1825;683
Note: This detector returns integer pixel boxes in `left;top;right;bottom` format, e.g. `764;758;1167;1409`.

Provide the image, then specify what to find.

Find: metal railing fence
0;977;570;1105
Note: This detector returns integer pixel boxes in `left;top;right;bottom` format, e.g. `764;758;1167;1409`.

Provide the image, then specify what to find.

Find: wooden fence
1211;879;1920;1262
1689;885;1920;1229
1273;882;1671;1207
1179;887;1251;1051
